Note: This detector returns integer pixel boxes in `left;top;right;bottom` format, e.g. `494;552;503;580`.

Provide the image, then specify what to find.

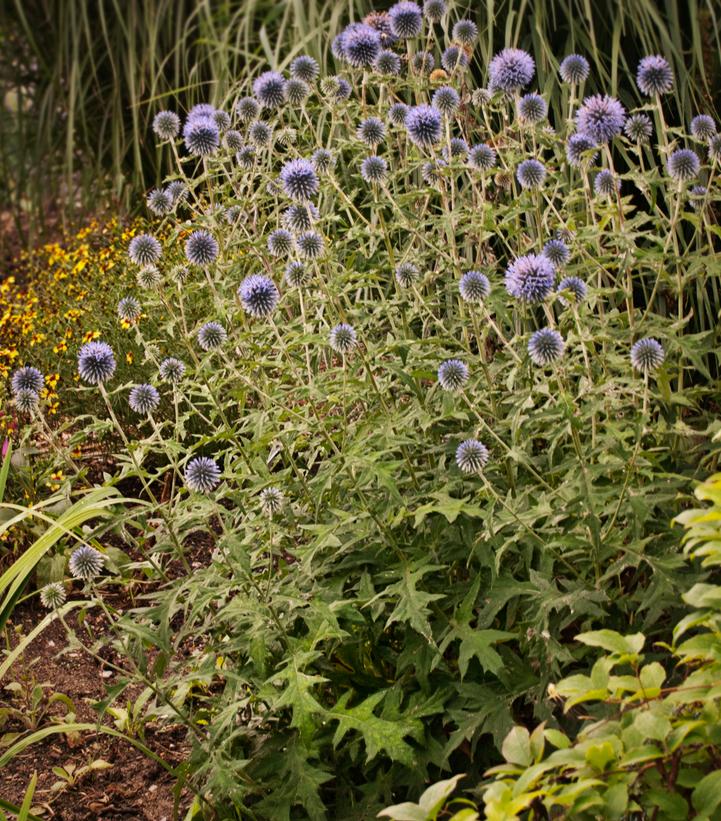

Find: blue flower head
455;439;489;474
238;275;280;318
438;359;469;391
423;0;446;22
442;138;469;162
341;23;382;68
576;95;625;142
185;456;221;493
636;55;673;96
329;323;357;354
412;51;435;74
290;55;319;83
468;143;496;170
159;357;186;383
542;239;570;268
516;158;546;189
128;233;161;267
40;582;66;609
388;102;409;125
518;93;547;123
395;261;420;287
253;71;287;108
146;188;173;215
282;203;319;233
667;148;700;181
594;169;620;197
559;54;589;84
183;118;220;156
361;155;388;182
452;19;478;46
312;148;335;173
225;130;243;151
441;46;469;73
405;104;442;147
357;117;386;147
152;110;180;140
249;120;273;146
690;115;716;141
557;276;587;306
389;1;423;38
375;50;401;75
14;389;39;414
710;135;721;163
185;230;219;266
505;254;555;303
566;132;598;166
489;48;535;93
296;230;324;259
11;366;44;395
78;341;116;385
286;78;310;106
118;295;141;322
285;261;310;287
528;328;564;365
69;545;105;580
432;85;460;117
129;384;160;415
267;229;294;257
280;158;319;200
624;113;652;142
459;270;490;302
236;96;260;121
630;337;664;372
197;321;227;351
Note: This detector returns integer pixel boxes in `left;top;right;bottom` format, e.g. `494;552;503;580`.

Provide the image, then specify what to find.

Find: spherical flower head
412;50;435;74
421;158;447;185
423;0;446;22
432;86;460;117
249;120;273;147
557;275;587;306
312;148;335;174
78;341;116;385
329;323;357;354
238;275;280;318
667;148;700;182
405;104;442;147
395;261;420;288
331;34;347;61
636;54;673;96
159;357;186;383
505;254;555;303
375;49;401;75
576;94;625;143
137;266;162;289
236;96;260;121
185;456;221;493
183;118;220;156
357;117;386;147
236;145;256;168
566;132;598;166
441;46;469;73
528;328;564;365
188;103;215;120
267;228;294;257
709;135;721;163
442;138;469;162
516;158;546;189
438;358;469;391
342;23;382;68
129;383;160;415
253;71;286;109
389;1;422;38
594;169;620;197
185;230;219;266
69;545;105;581
468;143;497;170
489;48;535;93
40;582;66;609
285;261;310;288
455;439;489;474
689;185;708;210
452;18;477;46
559;54;590;84
471;87;493;106
690;114;716;141
197;321;227;351
388;102;409;126
225;129;243;151
260;486;284;516
541;239;570;268
147;188;173;216
171;265;190;283
286;78;310;106
213;109;231;131
282;203;318;233
630;337;665;372
118;295;141;323
152;110;180;140
335;78;353;101
11;366;44;395
624;113;653;142
361;155;388;183
14;389;39;415
459;270;490;302
280;158;319;201
364;10;398;48
296;230;324;259
128;233;161;267
290;55;319;83
518;92;547;124
166;180;187;204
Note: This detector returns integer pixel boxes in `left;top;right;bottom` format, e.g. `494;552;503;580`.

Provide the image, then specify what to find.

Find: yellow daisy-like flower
82;329;101;343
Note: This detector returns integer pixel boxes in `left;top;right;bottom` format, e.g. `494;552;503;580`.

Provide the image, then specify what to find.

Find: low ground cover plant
3;1;721;817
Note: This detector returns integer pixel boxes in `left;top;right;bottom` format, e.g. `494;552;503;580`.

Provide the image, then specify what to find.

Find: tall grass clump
6;1;721;817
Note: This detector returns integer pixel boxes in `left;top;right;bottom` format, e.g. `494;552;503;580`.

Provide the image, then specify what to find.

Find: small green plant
0;669;74;738
50;757;113;793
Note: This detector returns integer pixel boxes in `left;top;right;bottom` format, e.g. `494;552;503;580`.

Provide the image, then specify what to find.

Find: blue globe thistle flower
249;120;273;147
365;10;399;47
236;145;256;168
152;110;180;140
667;148;700;181
335;78;353;100
188;103;215;120
559;54;590;84
285;261;310;287
689;185;707;210
690;114;716;141
406;104;442;147
213;110;231;131
438;358;469;391
375;50;401;75
185;456;221;493
452;19;478;46
78;341;116;385
516;158;546;189
395;261;420;287
159;357;186;382
11;366;44;395
630;337;664;372
517;93;547;123
296;230;325;259
357;117;386;147
331;33;347;61
709;135;721;163
505;254;555;303
576;95;626;142
565;132;598;166
185;230;219;266
442;137;469;162
225;129;243;151
636;55;673;96
471;87;493;106
432;85;460;117
277;126;297;146
128;233;161;267
197;321;227;351
489;48;535;93
290;55;320;83
329;323;357;354
542;239;570;268
238;275;280;317
183;118;220;156
69;545;105;580
594;169;620;197
423;0;446;22
312;148;335;173
280;158;319;200
459;270;490;302
468;143;497;170
236;96;260;121
117;295;141;322
260;486;285;516
388;102;409;125
389;1;423;38
361;155;388;182
624;113;653;142
341;23;382;68
412;50;435;74
286;78;310;106
421;158;447;185
253;71;287;108
146;188;173;215
557;276;587;306
171;265;190;283
129;383;160;415
528;328;564;365
137;266;161;289
455;439;489;474
441;45;469;73
40;581;66;609
282;203;319;233
14;389;39;415
165;180;187;204
267;228;294;257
